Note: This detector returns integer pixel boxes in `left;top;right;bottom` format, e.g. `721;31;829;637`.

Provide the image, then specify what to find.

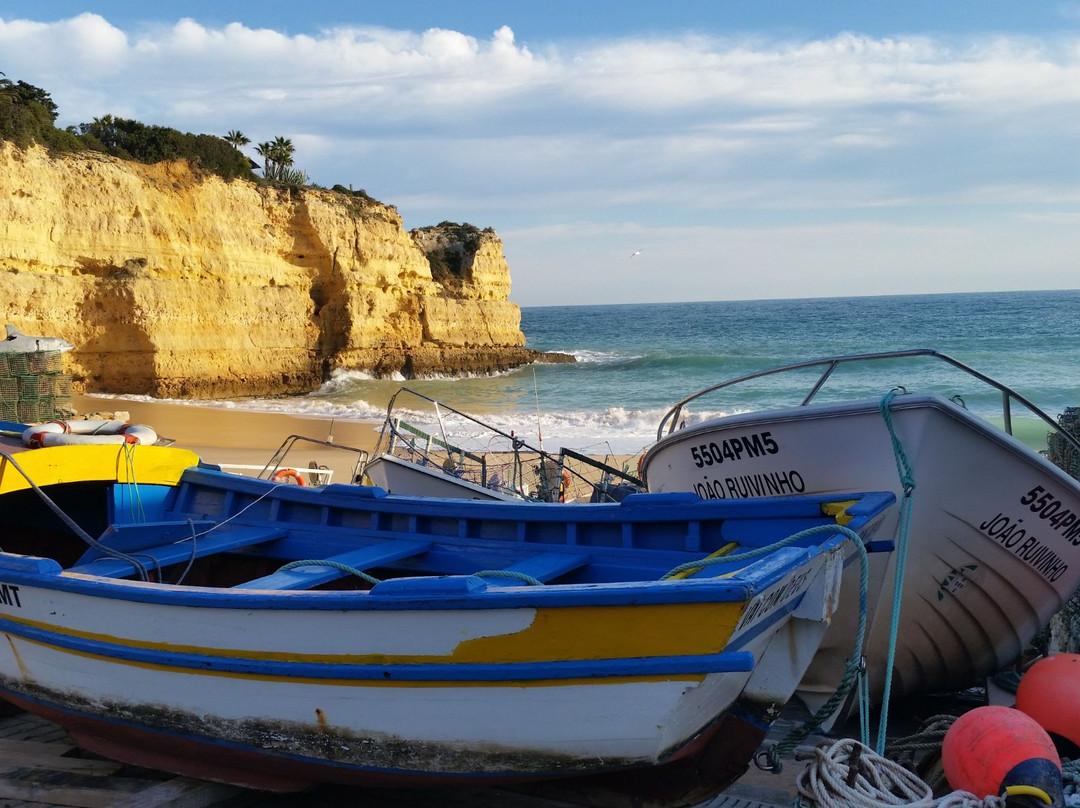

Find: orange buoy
942;706;1063;806
1017;653;1080;749
271;468;306;486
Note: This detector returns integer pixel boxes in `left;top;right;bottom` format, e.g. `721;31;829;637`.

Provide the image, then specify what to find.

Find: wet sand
74;394;385;481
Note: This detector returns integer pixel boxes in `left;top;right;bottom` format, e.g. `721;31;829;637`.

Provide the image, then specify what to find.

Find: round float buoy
1017;653;1080;750
942;705;1063;806
271;468;306;486
22;420;158;448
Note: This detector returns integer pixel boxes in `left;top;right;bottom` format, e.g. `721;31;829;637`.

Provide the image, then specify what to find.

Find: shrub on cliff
0;76;80;151
0;74;256;180
414;222;495;288
75;116;256;180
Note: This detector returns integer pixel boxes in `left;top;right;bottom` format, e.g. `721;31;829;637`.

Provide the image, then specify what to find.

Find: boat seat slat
67;525;287;579
487;552;590;585
74;520;218;565
233;540;432;590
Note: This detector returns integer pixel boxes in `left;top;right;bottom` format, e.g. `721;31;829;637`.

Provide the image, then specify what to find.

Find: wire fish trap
18;375;53;397
49;373;73;398
1047;407;1080;481
5;353;29;376
17;398;46;423
0;377;18;402
28;351;63;374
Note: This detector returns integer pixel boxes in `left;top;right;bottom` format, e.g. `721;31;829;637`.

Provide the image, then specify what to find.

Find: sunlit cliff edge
0;143;565;398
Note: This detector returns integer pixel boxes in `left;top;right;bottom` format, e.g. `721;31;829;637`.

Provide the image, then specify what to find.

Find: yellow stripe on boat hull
0;444;200;494
1;599;746;665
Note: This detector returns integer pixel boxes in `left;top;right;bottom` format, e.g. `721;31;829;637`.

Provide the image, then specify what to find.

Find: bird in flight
630;249;643;257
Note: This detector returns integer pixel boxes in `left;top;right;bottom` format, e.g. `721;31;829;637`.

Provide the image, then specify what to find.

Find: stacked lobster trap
1047;406;1080;481
0;351;73;424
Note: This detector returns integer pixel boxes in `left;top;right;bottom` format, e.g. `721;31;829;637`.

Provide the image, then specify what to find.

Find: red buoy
1017;653;1080;748
942;706;1062;806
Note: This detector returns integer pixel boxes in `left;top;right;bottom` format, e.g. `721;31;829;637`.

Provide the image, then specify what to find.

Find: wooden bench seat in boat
483;552;591;585
233;539;432;590
66;523;287;579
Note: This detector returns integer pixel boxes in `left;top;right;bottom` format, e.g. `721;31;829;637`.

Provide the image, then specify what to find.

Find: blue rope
875;387;917;754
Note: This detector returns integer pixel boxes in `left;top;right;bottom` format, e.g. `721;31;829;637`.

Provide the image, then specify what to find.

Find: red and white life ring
271;468;306;486
22;420;158;449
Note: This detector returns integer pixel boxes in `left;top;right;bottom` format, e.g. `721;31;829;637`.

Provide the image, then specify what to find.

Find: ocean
148;289;1080;456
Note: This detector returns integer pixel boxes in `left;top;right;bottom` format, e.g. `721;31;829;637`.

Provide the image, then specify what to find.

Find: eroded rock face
0;143;558;398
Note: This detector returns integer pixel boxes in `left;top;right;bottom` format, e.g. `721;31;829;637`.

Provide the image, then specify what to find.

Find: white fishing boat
640;349;1080;713
362;387;644;503
0;438;896;807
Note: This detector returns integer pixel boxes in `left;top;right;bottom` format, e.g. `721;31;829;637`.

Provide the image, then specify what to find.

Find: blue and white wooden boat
641;349;1080;717
0;455;895;807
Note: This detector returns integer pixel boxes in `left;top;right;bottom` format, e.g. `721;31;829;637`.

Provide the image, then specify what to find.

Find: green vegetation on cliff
1;72;265;184
1;72;492;290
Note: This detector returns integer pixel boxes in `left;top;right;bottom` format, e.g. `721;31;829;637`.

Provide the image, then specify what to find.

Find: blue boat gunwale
0;469;895;611
184;464;895;524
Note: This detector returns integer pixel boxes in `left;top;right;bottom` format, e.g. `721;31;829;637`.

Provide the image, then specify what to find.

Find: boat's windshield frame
655;349;1080;456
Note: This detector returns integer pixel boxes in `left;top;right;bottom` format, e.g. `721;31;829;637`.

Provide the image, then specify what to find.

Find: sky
2;2;1080;307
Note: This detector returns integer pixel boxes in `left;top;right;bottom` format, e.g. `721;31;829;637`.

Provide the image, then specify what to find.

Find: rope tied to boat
756;525;872;772
473;569;545;586
275;559;381;585
793;737;1005;808
0;448;152;581
876;387;919;753
883;714;958;794
661;523;856;579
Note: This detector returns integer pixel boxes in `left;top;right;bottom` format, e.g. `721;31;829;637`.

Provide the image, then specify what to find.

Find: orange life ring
271;468;306;486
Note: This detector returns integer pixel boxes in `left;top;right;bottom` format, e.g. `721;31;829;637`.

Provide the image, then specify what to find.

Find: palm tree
254;136;298;183
270;136;295;168
224;129;249;149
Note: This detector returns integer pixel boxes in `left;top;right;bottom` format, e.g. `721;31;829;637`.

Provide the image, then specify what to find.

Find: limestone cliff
0;143;561;398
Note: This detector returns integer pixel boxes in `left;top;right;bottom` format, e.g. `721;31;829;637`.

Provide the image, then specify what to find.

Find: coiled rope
795;738;1004;808
883;714;958;794
1061;759;1080;802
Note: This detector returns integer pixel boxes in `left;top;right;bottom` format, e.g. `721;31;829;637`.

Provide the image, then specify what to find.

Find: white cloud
3;14;1080;304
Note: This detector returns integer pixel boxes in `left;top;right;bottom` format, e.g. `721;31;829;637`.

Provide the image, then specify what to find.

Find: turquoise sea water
121;289;1080;455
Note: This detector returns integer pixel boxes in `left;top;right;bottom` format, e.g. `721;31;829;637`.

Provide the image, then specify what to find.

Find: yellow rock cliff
0;143;556;398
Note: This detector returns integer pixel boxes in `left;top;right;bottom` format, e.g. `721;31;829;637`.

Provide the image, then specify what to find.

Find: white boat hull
0;498;870;804
642;393;1080;702
363;454;517;500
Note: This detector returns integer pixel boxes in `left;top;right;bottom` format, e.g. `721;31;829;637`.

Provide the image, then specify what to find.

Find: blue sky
2;2;1080;306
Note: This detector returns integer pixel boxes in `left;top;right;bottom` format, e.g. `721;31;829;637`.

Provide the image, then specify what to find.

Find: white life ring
22;420;159;449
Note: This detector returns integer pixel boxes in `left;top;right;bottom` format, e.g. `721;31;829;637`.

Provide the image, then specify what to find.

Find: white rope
795;738;1004;808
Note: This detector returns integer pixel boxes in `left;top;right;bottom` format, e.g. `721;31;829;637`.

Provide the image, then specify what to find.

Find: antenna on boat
533;366;544;450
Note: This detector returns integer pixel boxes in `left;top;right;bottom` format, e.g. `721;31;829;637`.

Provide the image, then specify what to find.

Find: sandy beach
74;394;385;482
